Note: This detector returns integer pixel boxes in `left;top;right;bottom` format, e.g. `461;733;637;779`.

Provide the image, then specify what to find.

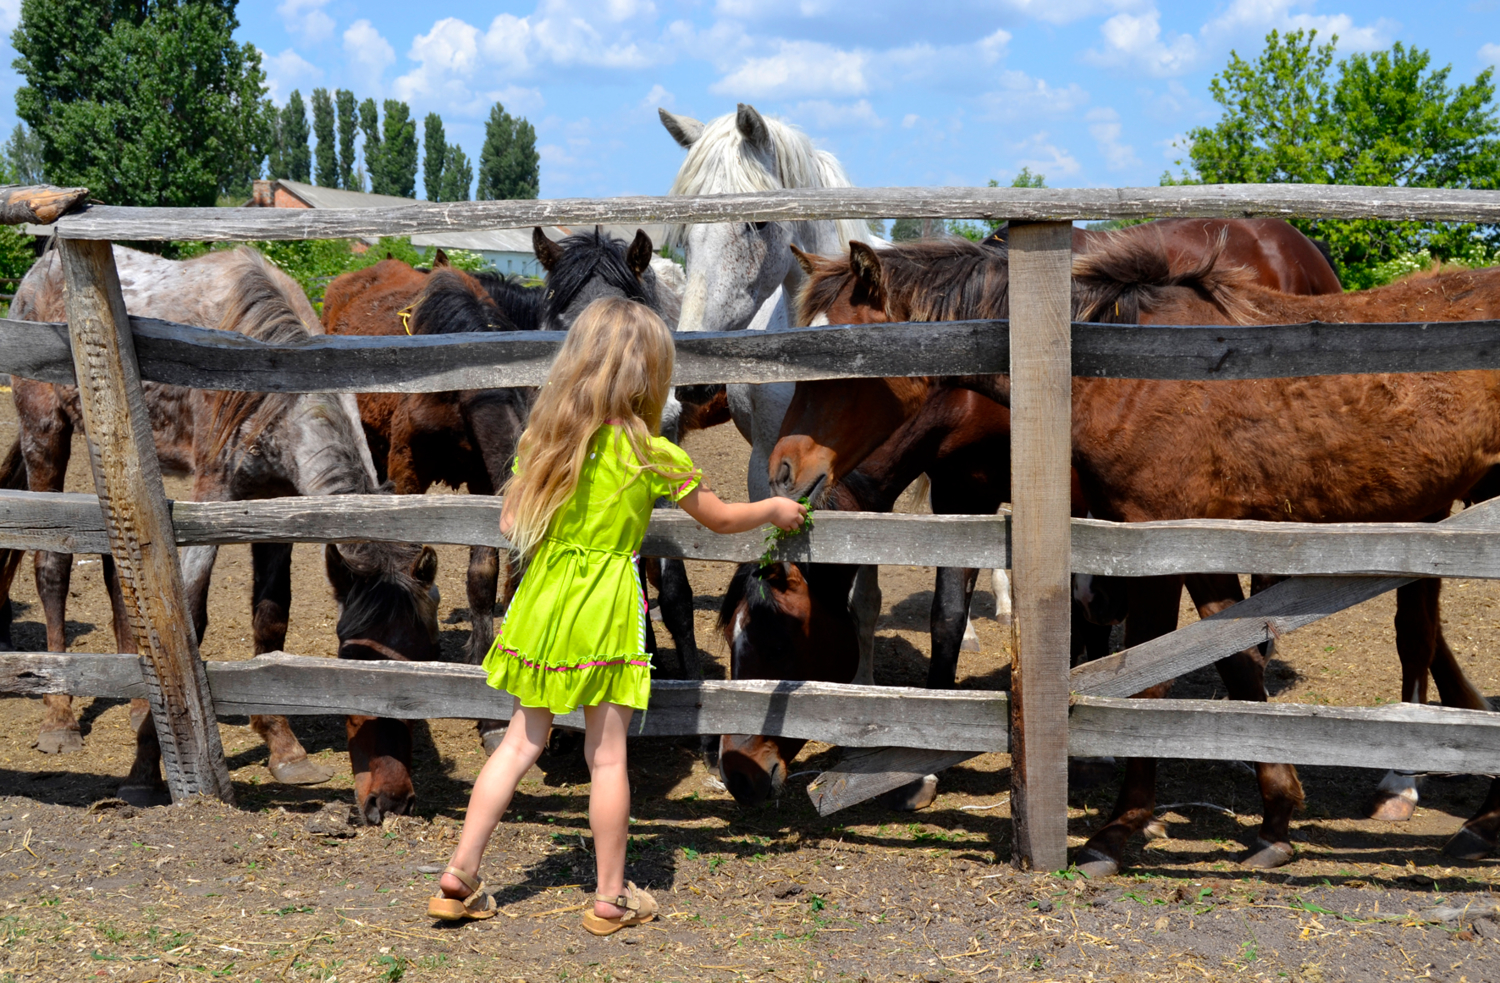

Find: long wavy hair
503;297;692;558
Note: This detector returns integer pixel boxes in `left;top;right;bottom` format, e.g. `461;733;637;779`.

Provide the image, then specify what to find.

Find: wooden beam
1006;220;1074;872
807;748;978;817
0;184;88;226
1071;497;1500;698
57;239;233;804
41;184;1500;242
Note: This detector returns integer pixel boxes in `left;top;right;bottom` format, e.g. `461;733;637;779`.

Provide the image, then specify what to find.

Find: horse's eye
751;221;769;232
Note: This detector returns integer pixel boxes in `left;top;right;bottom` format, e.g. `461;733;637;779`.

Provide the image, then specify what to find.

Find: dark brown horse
9;247;442;813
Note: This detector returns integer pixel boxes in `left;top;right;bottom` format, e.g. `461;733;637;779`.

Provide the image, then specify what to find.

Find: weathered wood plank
13;315;1500;391
0;184;89;226
807;748;979;817
44;184;1500;242
58;239;234;804
11;491;1500;579
1007;221;1074;871
1071;497;1500;698
1070;696;1500;774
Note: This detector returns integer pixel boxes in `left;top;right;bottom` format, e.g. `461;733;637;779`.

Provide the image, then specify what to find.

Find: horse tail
0;434;25;491
1311;238;1343;287
1072;226;1259;325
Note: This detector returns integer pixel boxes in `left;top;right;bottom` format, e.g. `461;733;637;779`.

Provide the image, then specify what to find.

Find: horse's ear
411;546;438;586
659;108;704;148
386;251;393;260
789;244;819;277
626;229;653;279
848;240;888;311
736;103;773;155
325;544;354;604
533;227;563;272
433;248;450;268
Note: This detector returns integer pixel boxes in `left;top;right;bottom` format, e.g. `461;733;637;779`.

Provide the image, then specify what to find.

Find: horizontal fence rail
7;650;1500;774
33;185;1500;242
7;315;1500;393
3;489;1500;579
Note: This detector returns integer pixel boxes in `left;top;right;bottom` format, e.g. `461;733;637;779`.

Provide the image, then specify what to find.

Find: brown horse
10;247;443;812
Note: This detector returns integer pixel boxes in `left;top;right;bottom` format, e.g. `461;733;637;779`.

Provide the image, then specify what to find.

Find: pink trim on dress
495;646;652;672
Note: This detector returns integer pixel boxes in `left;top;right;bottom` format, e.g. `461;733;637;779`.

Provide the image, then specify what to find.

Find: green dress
482;425;701;714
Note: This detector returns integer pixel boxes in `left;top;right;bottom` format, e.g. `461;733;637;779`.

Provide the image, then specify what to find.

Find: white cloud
712;40;870;97
0;0;20;32
1086;8;1200;77
1479;42;1500;67
998;0;1140;26
1159;133;1192;163
343;19;396;92
1010;131;1080;177
276;0;335;44
1086;107;1140;170
902;113;919;128
978;70;1089;121
1203;0;1395;50
640;84;674;109
978;28;1011;63
260;48;324;104
394;17;481;104
792;99;884;130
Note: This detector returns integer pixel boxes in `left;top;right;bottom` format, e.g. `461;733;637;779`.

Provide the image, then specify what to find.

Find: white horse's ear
736;103;773;155
659;108;704;148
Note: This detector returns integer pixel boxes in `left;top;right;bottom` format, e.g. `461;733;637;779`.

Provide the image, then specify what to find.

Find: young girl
428;297;807;935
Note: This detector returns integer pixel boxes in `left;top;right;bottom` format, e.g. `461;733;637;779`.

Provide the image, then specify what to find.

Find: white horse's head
661;103;873;332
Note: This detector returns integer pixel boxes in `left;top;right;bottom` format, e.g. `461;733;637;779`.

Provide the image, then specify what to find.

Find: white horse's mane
667;111;873;251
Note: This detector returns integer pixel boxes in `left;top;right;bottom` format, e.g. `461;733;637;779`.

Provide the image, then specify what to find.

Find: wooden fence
2;182;1500;871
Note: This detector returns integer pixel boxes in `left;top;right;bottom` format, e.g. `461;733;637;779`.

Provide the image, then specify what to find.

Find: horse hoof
1074;848;1119;879
1241;838;1295;869
117;784;171;808
1443;826;1496;861
1367;793;1418;822
268;757;334;786
481;728;506;756
1069;756;1116;790
879;774;939;811
1143;818;1169;841
35;727;83;755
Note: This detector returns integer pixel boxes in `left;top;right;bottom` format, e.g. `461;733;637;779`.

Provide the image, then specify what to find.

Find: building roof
266;179;417;210
412;224;671;256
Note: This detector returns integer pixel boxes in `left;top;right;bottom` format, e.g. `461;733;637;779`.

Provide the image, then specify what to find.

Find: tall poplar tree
422;113;446;201
358;98;382;193
311;88;336;187
335;89;358;190
441;147;473;202
476;102;539;199
280;89;310;183
380;99;417;198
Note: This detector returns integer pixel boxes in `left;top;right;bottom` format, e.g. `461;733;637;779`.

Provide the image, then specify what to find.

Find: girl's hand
766;496;809;531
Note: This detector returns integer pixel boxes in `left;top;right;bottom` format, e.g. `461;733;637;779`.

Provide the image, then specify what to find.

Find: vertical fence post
57;238;234;804
1007;220;1073;871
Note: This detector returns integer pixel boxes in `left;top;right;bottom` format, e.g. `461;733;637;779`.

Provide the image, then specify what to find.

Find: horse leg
1075;574;1183;878
0;548;23;652
1366;579;1447;821
463;544;510;755
1185;575;1303;869
248;542;330;786
34;548;81;754
92;556;170;807
1068;597;1118;790
656;558;702;681
928;567;977;689
991;568;1013;626
849;565;881;686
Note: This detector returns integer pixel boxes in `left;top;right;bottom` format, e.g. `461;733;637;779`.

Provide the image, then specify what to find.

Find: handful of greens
759;497;814;568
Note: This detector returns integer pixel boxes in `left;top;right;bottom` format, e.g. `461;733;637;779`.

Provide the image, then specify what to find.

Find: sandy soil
2;401;1500;982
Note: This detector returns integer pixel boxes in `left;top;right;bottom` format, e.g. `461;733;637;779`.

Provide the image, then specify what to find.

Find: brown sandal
581;882;657;936
427;865;497;921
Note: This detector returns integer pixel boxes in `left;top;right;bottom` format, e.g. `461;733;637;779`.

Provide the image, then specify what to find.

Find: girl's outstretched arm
678;487;807;535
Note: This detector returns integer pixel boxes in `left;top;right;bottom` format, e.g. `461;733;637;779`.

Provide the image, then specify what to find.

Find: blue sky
0;1;1496;199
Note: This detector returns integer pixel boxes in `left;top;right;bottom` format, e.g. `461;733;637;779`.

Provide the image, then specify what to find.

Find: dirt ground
3;399;1500;982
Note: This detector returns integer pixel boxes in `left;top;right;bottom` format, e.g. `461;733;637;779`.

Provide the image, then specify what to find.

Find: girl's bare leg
583;702;634;918
439;700;552;900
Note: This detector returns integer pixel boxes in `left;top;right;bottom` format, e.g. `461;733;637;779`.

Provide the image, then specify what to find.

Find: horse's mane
202;249;318;461
472;272;545;332
799;237;1015;323
330;541;433;643
1072;228;1260;325
407;268;520;336
667;111;871;249
548;229;653;315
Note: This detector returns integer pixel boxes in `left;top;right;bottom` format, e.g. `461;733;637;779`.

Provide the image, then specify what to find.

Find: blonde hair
503;297;692;558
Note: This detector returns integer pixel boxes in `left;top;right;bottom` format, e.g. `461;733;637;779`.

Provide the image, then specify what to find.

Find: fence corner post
1007;220;1073;871
57;237;234;804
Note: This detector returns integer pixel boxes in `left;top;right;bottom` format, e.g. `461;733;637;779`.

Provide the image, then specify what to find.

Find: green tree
441;146;473;202
477;102;539;199
335;89;358;190
2;124;45;184
379;100;417;198
279;89;311;183
359;98;383;193
311;87;337;188
1183;29;1500;287
13;0;269;207
422;112;446;201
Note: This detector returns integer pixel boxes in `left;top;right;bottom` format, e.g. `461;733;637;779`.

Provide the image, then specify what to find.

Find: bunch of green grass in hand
759;497;814;568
